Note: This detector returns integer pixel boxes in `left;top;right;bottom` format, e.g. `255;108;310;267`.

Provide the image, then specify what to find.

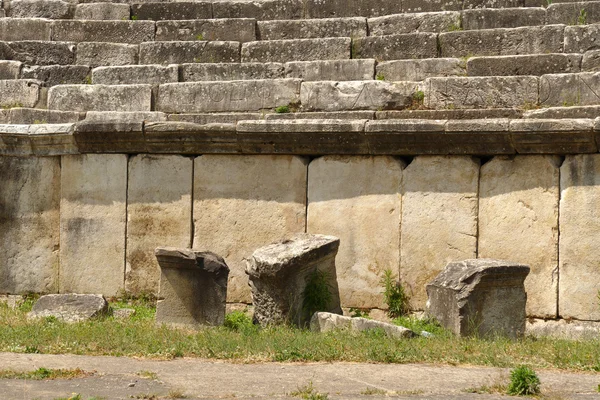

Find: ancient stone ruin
1;0;599;332
246;234;341;326
155;247;229;328
427;259;530;338
28;294;108;323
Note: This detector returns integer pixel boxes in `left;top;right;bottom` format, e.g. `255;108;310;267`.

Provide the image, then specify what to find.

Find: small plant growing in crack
507;366;540;396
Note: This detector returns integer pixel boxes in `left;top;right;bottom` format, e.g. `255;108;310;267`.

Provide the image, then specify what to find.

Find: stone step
241;37;351;63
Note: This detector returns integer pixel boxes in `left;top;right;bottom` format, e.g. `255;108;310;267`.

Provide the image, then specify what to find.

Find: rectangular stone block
368;12;461;35
0;125;32;156
155;19;256;43
376;58;464;81
425;76;539;109
74;119;146;153
525;105;600;119
401;156;479;309
565;25;600;54
52;20;155;44
140;41;241;65
0;41;75;66
0;79;43;109
479;156;560;318
131;2;212;20
6;0;72;19
242;37;350;63
307;156;404;308
21;65;91;86
0;156;60;294
48;84;152;112
265;110;375;120
181;62;284;82
559;155;600;320
0;61;22;79
74;3;131;20
212;0;303;20
285;59;375;81
439;25;564;57
144;122;238;154
301;81;412;112
376;108;522;120
510;119;597;154
547;2;600;25
0;18;51;41
167;112;263;125
92;65;178;85
467;54;582;77
582;50;600;72
157;79;301;113
60;154;127;296
193;155;307;302
9;108;84;124
402;0;462;12
462;8;546;30
305;0;402;18
352;33;438;61
464;0;522;8
540;72;600;107
76;42;139;68
257;17;367;40
126;155;192;296
28;123;78;156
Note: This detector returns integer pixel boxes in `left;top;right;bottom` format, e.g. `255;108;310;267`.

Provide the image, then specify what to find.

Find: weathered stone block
126;156;193;295
48;84;152;112
307;156;403;308
582;50;600;72
402;0;462;12
257;17;366;40
547;2;600;25
565;25;600;53
540;72;600;107
525;105;600;120
60;154;127;296
285;59;375;81
76;42;138;67
0;61;21;79
28;294;108;323
74;3;131;20
425;76;539;109
52;20;155;44
155;19;256;43
21;65;90;86
168;112;263;125
92;65;178;85
144;122;238;154
0;156;60;293
467;54;581;77
0;18;51;41
462;8;546;30
193;155;307;303
311;312;417;338
156;79;301;113
247;234;341;327
9;108;83;124
376;108;523;121
242;37;350;63
527;319;600;340
7;0;72;19
212;0;303;20
73;117;150;153
155;248;229;328
140;41;240;65
132;2;212;20
0;41;75;66
369;11;461;35
0;79;43;109
29;123;78;156
376;58;464;81
510;119;596;154
479;156;560;318
305;0;402;18
181;62;285;82
265;111;375;121
401;156;479;309
352;33;438;61
300;81;412;111
427;259;530;338
559;155;600;320
439;25;564;57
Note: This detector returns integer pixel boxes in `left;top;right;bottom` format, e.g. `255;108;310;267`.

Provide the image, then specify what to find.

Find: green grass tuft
507;365;540;396
381;269;410;318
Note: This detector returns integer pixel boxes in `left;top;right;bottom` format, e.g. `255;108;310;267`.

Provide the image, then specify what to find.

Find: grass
290;381;328;400
0;300;600;371
361;387;386;395
0;367;91;380
507;366;540;396
381;269;410;318
137;370;158;380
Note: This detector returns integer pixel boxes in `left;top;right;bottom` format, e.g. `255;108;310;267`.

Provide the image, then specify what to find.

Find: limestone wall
2;153;600;321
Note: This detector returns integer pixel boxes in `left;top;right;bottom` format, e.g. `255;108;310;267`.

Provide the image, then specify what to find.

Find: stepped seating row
0;0;589;21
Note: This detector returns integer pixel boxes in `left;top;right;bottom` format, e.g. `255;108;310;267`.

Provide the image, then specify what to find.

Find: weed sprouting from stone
361;387;386;395
381;269;410;318
507;366;540;396
302;270;332;320
224;310;256;333
290;381;328;400
376;73;385;81
275;105;290;113
578;9;588;25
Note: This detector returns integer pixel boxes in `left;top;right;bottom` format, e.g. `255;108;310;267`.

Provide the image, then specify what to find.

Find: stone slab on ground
427;259;530;338
126;155;192;296
311;312;416;338
27;294;108;323
527;319;600;340
307;156;403;308
401;156;479;309
59;154;127;296
193;155;307;303
0;156;60;294
478;156;560;318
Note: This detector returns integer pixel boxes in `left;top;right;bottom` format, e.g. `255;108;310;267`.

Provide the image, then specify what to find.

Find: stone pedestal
246;234;342;327
426;259;530;338
155;247;229;328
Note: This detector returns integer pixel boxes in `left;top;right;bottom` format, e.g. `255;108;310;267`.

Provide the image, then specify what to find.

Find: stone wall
2;153;600;321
